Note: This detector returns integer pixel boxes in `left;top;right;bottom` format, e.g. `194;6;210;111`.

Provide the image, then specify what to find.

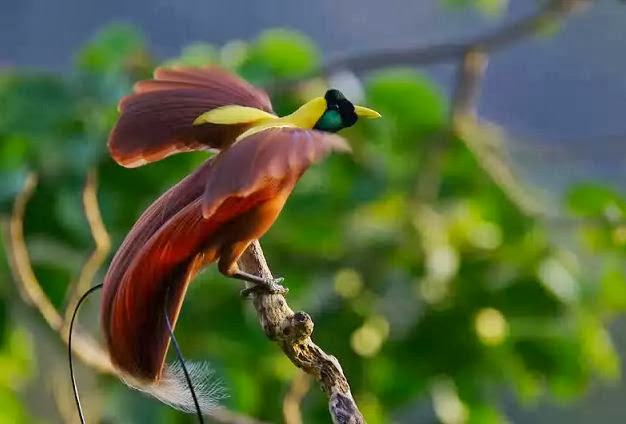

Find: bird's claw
240;277;287;298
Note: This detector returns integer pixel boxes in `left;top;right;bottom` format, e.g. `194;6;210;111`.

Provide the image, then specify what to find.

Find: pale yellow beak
354;105;381;119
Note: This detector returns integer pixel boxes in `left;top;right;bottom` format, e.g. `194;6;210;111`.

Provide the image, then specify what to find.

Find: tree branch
2;173;114;374
451;48;545;217
414;48;489;203
238;241;366;424
62;170;111;327
266;0;592;95
323;0;593;74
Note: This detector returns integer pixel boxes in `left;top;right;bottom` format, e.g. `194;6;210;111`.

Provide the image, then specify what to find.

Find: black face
313;89;358;133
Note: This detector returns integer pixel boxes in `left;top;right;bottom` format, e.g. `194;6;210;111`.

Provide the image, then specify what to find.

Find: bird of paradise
96;66;380;415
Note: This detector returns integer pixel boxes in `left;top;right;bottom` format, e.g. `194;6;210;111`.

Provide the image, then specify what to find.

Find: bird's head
313;89;381;133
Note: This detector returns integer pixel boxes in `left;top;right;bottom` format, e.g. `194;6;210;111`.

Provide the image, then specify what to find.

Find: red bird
101;66;380;413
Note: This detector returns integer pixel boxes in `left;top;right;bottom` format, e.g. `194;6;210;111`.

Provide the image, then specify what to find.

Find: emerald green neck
314;109;344;132
313;89;358;133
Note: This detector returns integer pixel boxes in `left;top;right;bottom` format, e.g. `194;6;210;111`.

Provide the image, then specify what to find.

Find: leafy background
1;1;626;423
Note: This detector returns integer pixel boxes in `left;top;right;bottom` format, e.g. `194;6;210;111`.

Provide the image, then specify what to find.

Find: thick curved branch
62;170;111;327
2;173;114;374
238;241;366;424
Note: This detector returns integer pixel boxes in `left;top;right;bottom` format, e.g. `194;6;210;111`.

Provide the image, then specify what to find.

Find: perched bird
101;66;380;414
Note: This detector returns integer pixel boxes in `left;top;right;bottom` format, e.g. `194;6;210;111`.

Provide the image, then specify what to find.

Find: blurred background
1;0;626;422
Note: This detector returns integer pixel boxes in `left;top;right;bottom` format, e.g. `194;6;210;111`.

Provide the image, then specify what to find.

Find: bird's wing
102;127;349;381
108;66;273;168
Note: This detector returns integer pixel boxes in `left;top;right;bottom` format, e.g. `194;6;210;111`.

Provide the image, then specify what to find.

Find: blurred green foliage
1;21;625;424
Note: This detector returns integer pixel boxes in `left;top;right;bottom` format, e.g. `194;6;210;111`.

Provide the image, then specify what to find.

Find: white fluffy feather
123;361;227;415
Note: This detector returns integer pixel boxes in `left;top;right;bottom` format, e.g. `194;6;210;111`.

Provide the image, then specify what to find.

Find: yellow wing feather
193;105;277;125
193;96;329;142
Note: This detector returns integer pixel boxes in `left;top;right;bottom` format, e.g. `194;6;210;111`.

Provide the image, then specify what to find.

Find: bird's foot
232;270;288;297
240;277;287;297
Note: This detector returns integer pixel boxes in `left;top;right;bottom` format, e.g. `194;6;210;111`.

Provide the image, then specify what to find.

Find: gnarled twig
238;242;366;424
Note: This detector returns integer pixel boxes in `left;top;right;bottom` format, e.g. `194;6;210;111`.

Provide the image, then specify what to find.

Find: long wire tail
164;301;204;424
69;284;206;424
68;283;103;424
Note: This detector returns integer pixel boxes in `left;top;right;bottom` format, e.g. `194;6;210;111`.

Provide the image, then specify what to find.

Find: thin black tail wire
68;283;103;424
69;285;204;424
164;291;204;424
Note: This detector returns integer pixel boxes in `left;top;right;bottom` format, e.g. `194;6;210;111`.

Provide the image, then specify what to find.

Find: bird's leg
218;241;287;297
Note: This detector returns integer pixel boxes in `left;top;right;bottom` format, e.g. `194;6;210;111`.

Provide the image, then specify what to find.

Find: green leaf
366;69;447;137
245;29;319;79
599;264;626;311
77;23;145;73
567;183;626;218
